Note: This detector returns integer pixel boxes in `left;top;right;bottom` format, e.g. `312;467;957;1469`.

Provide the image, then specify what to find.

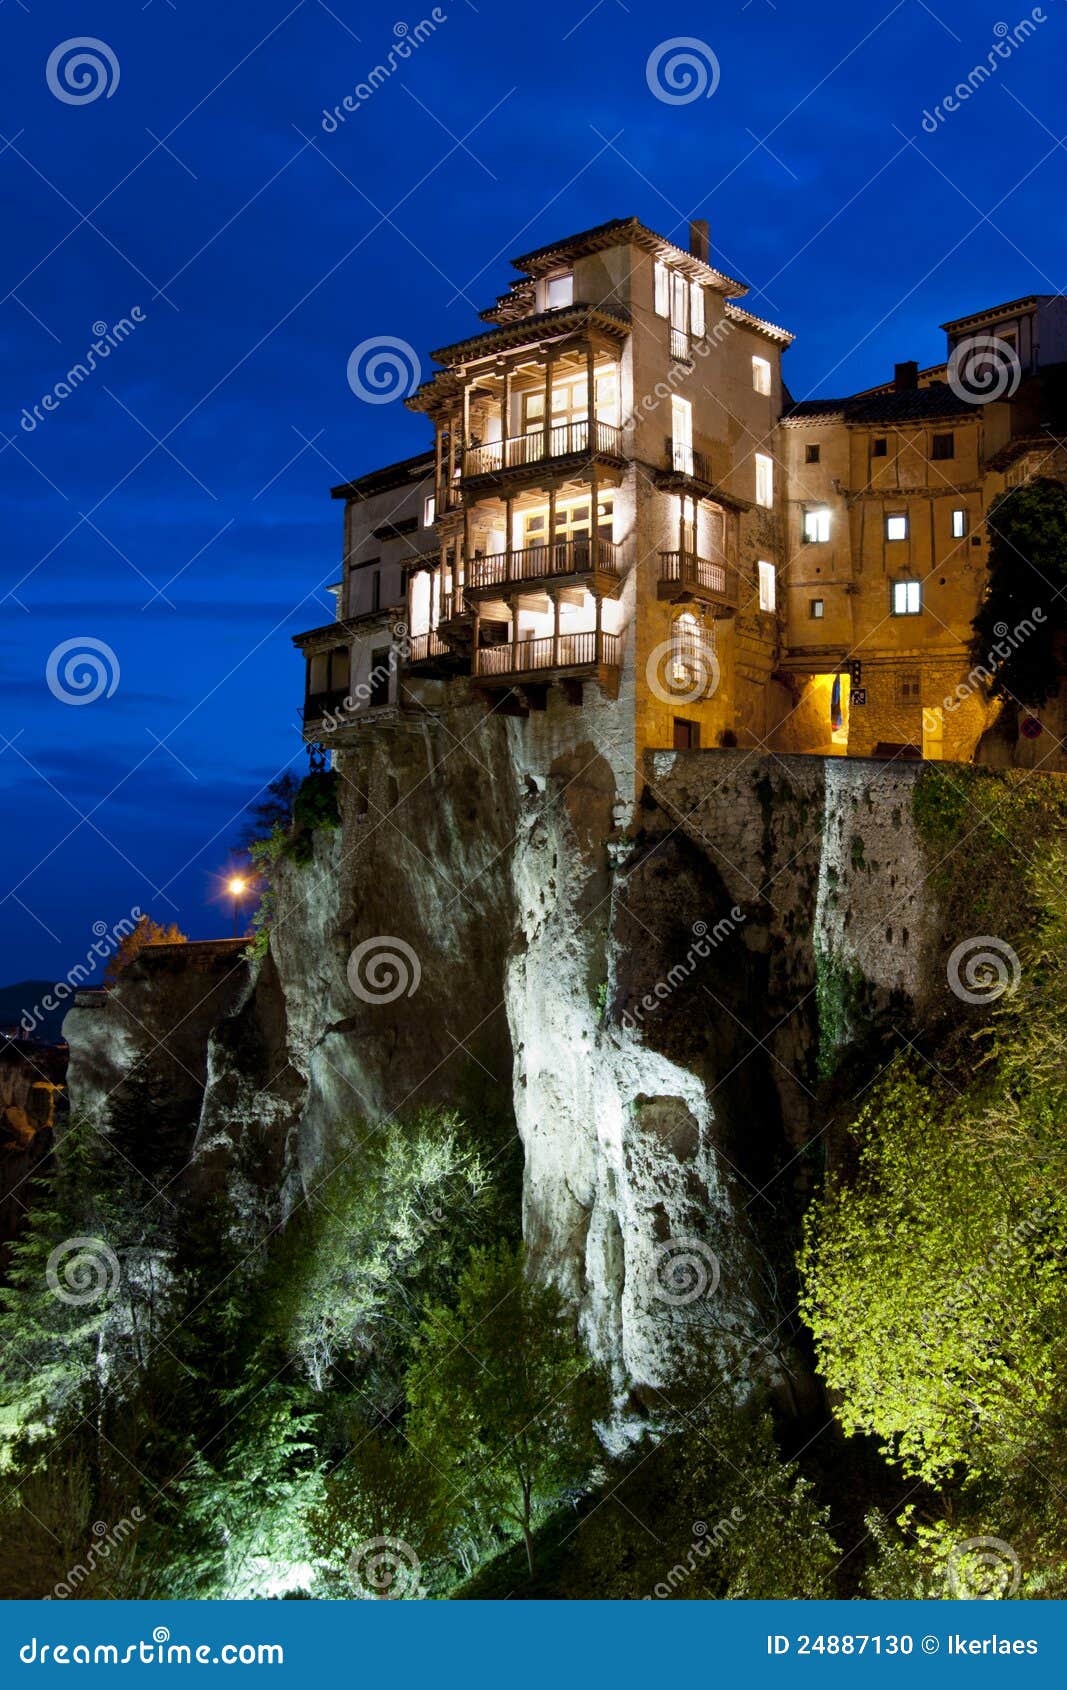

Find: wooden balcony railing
669;327;692;364
435;478;464;512
665;437;715;484
440;588;466;620
463;419;623;478
474;630;620;678
406;630;450;664
467;537;621;593
659;551;737;602
303;688;350;726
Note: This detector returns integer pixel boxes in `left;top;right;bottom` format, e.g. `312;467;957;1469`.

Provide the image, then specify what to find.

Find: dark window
897;671;921;703
931;432;955;460
369;648;391;709
370;570;381;612
805;443;821;464
673;718;701;750
872;437;888;457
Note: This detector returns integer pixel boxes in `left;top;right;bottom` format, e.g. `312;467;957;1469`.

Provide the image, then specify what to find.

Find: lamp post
228;876;248;938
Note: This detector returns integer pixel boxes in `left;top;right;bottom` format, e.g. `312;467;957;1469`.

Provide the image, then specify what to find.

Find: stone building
295;224;1067;781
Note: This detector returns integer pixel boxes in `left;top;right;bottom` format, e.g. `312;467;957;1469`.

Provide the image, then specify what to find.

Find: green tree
971;477;1067;706
405;1244;603;1577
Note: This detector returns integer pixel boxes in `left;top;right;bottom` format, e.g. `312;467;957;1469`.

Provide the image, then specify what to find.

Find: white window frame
810;598;825;619
689;280;705;339
752;356;772;396
803;507;831;544
757;560;776;613
654;261;669;317
423;494;436;528
755;453;774;508
886;513;908;542
546;272;574;309
671;395;693;474
952;507;968;538
892;579;922;616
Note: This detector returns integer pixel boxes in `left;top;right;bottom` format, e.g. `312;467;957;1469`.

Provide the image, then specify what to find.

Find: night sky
2;0;1065;981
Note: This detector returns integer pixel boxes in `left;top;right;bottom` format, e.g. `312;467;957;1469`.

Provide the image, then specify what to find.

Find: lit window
872;437;888;458
690;280;705;338
803;507;831;543
806;443;821;464
755;453;774;507
423;495;436;527
886;513;908;541
931;432;955;460
654;261;669;317
752;356;772;396
758;560;776;612
892;580;922;615
810;598;824;619
952;508;968;538
546;273;573;309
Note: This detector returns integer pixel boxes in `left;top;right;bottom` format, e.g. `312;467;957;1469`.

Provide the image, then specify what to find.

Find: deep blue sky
2;0;1066;981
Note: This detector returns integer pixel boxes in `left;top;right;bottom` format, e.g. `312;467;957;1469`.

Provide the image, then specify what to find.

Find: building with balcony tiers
294;221;1067;777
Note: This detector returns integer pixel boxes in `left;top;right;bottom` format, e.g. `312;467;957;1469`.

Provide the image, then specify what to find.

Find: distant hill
0;982;68;1045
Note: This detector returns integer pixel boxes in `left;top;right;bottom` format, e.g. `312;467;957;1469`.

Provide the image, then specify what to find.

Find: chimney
894;360;919;392
689;219;710;264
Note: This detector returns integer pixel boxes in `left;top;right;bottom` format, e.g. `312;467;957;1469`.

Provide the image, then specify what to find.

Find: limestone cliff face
62;716;942;1405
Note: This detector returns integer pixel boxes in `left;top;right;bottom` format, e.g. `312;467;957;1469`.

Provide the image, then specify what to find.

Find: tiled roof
509;216;749;299
783;381;974;425
723;301;794;346
330;450;434;501
424;303;631;370
940;295;1046;333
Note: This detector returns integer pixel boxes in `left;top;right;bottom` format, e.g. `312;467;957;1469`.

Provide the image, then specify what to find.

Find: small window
952;508;968;538
689;280;705;338
423;495;436;527
758;560;776;613
654;261;669;317
897;670;921;703
892;580;922;616
755;453;774;508
752;356;772;396
886;513;908;542
810;598;825;619
931;432;955;460
803;507;831;543
872;437;888;458
546;273;573;309
805;443;821;464
997;328;1017;350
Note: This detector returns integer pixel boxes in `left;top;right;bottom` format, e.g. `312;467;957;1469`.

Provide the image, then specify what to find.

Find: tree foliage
405;1243;603;1576
104;915;187;986
971;476;1067;705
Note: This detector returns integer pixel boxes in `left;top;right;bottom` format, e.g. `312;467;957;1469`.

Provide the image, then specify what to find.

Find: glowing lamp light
228;877;248;896
226;874;250;936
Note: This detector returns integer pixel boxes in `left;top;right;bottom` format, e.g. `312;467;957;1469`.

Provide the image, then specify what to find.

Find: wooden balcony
657;550;740;616
473;629;621;691
466;537;622;598
663;437;715;485
462;419;625;485
303;687;351;730
405;629;466;677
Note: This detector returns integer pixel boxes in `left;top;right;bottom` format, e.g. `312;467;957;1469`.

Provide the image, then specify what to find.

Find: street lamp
228;876;248;937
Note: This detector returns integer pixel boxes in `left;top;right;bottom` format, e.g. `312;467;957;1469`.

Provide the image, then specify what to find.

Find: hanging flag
830;673;843;733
